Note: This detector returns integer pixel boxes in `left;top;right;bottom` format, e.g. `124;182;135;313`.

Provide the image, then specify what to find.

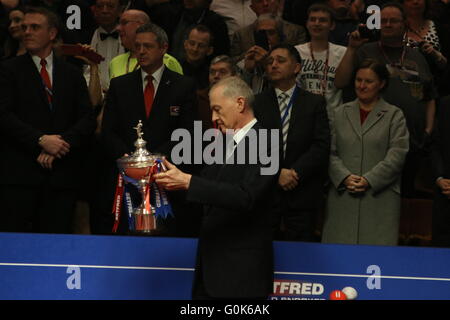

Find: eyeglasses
260;29;277;36
380;18;404;25
95;3;117;10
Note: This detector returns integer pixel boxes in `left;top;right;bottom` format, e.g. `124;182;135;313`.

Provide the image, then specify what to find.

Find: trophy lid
117;120;164;169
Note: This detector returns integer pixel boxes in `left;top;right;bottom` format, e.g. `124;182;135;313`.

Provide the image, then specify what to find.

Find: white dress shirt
84;26;125;91
275;84;296;118
210;0;256;38
226;118;258;160
141;64;165;96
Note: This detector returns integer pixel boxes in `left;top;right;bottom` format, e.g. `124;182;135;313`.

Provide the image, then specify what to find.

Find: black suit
101;67;199;236
254;87;330;241
187;122;277;299
0;53;95;233
431;95;450;247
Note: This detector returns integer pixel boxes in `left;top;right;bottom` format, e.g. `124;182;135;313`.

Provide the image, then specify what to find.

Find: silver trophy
116;121;165;234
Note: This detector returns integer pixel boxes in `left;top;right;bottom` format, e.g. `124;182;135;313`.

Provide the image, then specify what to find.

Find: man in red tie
101;23;198;236
0;7;96;233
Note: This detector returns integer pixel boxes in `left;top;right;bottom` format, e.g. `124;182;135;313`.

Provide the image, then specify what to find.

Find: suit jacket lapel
361;99;387;134
287;88;302;135
344;101;362;137
128;69;147;121
25;54;50;109
52;55;62;113
147;68;172;124
219;121;261;172
153;69;172;109
268;88;282;129
283;87;303;154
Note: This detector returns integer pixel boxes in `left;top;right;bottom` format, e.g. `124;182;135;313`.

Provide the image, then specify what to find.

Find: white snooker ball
342;287;358;300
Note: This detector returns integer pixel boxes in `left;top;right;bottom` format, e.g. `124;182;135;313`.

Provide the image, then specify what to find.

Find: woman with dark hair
2;6;26;59
322;59;410;245
401;0;449;94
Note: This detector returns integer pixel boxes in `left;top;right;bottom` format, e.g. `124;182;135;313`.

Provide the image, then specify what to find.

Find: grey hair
256;13;283;32
210;55;238;75
135;23;168;46
210;76;255;109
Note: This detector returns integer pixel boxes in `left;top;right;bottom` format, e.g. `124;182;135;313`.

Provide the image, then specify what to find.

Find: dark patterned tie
40;59;52;106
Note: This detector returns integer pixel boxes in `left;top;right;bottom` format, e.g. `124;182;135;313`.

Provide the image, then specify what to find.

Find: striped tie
279;92;290;157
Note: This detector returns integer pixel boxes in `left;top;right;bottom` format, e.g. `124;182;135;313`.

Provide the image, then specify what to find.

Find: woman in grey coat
322;59;409;245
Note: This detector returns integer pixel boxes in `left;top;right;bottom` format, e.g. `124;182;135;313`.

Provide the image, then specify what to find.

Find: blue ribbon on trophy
151;159;173;219
123;183;135;232
114;121;175;234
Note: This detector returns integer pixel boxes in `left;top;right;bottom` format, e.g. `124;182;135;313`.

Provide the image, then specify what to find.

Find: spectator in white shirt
210;0;256;39
85;0;125;93
295;3;347;119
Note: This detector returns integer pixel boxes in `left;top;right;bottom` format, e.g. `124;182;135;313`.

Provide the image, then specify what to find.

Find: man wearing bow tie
86;0;125;93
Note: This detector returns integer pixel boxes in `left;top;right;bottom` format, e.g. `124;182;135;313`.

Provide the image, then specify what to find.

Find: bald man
109;9;183;78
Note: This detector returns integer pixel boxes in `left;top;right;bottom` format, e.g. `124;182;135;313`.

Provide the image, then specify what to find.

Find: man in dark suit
431;95;450;247
0;7;96;233
155;76;277;299
130;0;230;60
101;23;198;235
254;44;330;242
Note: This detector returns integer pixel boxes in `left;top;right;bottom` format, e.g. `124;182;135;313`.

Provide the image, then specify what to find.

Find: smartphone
60;44;105;64
254;30;270;51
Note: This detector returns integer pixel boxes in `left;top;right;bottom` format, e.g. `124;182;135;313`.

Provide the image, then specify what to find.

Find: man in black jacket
0;7;96;233
431;95;450;247
254;44;330;242
155;76;278;299
132;0;230;60
101;23;198;235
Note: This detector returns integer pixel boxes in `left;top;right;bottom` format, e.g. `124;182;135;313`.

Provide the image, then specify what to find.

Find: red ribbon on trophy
112;174;124;233
113;120;173;234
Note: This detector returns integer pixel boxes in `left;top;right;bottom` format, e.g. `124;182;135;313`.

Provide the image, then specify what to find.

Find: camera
254;30;270;51
358;25;380;42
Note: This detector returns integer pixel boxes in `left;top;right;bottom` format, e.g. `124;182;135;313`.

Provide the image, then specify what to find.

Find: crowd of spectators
1;0;449;247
